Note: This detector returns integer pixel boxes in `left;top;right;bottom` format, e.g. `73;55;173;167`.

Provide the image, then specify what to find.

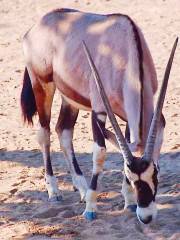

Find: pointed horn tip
174;37;178;47
143;36;178;163
172;37;178;51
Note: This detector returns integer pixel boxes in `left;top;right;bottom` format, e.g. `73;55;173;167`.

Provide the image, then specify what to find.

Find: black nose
139;215;152;224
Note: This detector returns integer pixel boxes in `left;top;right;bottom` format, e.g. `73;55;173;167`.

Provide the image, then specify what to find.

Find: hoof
80;194;86;203
79;198;86;204
48;195;62;202
83;211;97;221
127;204;137;212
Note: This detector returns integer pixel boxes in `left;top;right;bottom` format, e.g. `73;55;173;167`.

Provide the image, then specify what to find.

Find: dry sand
0;0;180;239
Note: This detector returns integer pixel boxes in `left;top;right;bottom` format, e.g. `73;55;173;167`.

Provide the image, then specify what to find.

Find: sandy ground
0;0;180;239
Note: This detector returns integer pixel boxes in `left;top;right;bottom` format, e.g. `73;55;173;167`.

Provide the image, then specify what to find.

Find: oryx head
83;38;178;224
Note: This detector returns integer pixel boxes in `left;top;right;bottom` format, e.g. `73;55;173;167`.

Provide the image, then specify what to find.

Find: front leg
121;174;136;212
83;111;106;220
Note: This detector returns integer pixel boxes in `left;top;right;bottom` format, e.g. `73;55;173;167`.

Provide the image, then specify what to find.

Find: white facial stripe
124;163;139;183
141;162;155;194
124;162;156;194
141;162;154;179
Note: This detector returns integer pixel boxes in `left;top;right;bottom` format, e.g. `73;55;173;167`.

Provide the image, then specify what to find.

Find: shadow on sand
0;149;179;239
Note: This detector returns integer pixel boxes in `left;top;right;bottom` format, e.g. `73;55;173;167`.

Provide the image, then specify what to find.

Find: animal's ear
143;37;178;163
83;40;134;166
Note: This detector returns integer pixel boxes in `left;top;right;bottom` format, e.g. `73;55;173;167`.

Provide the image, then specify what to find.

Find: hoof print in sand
48;195;62;202
33;207;60;219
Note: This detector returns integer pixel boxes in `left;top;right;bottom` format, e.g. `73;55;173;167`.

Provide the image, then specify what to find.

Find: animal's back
23;9;157;113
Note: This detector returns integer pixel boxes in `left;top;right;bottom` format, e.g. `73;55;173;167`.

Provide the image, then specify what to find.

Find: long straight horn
143;37;178;162
83;41;133;165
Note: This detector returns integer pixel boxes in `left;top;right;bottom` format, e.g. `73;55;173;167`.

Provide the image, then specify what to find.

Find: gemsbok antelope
21;8;178;224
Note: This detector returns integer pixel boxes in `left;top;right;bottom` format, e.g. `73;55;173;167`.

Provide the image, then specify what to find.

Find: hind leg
55;98;88;201
28;68;61;201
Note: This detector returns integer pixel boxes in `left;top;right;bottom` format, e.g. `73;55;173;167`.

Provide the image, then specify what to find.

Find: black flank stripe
128;17;144;142
109;13;144;142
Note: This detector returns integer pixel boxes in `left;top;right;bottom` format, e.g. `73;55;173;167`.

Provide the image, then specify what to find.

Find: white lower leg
72;175;88;201
45;175;61;198
84;143;106;213
37;126;50;149
37;127;61;199
59;129;88;199
121;176;135;208
84;189;98;213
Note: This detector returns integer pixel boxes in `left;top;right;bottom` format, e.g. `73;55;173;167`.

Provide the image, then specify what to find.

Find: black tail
21;67;37;125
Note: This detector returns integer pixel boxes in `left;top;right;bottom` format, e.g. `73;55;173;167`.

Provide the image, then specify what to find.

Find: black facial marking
90;174;99;191
127;157;150;175
126;158;159;207
92;111;106;147
134;180;154;207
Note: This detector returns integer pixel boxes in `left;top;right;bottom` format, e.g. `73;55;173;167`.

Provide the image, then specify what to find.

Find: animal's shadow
0;149;179;239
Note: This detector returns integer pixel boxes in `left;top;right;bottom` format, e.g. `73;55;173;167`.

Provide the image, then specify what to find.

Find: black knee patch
57;103;78;131
90;174;99;191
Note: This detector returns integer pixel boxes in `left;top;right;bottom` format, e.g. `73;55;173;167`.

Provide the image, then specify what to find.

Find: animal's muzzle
138;215;152;224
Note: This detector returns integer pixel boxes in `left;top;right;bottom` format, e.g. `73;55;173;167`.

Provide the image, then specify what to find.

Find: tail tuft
20;67;37;125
